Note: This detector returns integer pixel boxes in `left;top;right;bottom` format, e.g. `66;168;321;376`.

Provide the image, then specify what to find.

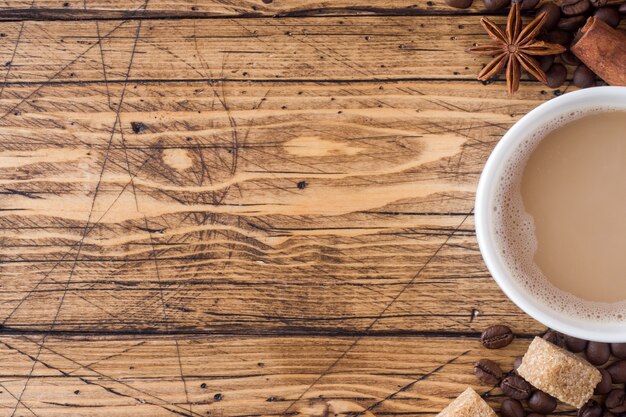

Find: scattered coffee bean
594;368;612;394
565;335;587;353
484;0;509;10
620;3;626;14
543;330;565;348
579;400;603;417
558;15;587;31
607;360;626;383
561;51;581;66
446;0;474;8
594;7;621;27
573;65;596;88
501;398;525;417
515;0;540;10
527;414;546;417
538;55;555;72
538;2;561;30
546;29;573;46
590;0;607;7
500;375;532;400
561;0;590;15
611;343;626;358
586;341;610;365
528;390;557;414
481;325;514;349
546;63;567;88
606;389;626;414
474;359;503;385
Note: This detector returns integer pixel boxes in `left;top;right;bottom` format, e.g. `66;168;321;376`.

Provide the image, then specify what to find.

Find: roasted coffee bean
527;414;545;417
607;360;626;383
514;0;540;10
481;325;514;349
620;3;626;14
594;7;621;27
546;29;573;46
546;63;567;88
565;335;587;353
558;15;587;31
501;398;525;417
474;359;503;385
528;390;557;414
561;51;582;66
513;356;523;372
586;341;610;365
594;368;612;394
500;375;532;400
484;0;509;10
611;343;626;358
538;55;555;72
446;0;474;8
542;330;566;347
590;0;607;7
561;0;590;15
573;65;596;88
602;412;615;417
579;400;602;417
538;2;561;30
606;389;626;414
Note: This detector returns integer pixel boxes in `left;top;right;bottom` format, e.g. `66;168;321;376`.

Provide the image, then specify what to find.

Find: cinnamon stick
571;17;626;86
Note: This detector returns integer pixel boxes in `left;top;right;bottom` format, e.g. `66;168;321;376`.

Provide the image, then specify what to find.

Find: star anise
466;2;566;94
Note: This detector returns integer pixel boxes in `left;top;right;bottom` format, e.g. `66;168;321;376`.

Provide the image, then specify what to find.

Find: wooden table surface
1;1;621;416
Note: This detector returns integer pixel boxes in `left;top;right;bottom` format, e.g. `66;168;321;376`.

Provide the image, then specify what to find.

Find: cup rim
475;86;626;343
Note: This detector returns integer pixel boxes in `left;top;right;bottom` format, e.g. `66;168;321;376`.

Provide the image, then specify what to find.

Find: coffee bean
538;55;555;72
500;375;532;400
586;342;610;365
527;414;546;417
514;0;539;10
484;0;509;10
474;359;503;385
602;412;616;417
481;325;514;349
561;0;590;15
606;389;626;414
543;330;566;348
594;7;620;27
590;0;607;7
513;356;523;372
611;343;626;358
501;398;525;417
446;0;474;8
538;2;561;30
528;390;557;414
561;51;582;66
620;3;626;14
546;63;567;88
573;65;596;88
579;400;602;417
595;368;612;394
607;360;626;383
558;15;587;31
565;335;588;353
545;29;573;46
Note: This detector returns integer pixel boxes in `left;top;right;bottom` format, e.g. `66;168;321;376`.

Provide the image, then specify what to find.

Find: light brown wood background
1;1;620;415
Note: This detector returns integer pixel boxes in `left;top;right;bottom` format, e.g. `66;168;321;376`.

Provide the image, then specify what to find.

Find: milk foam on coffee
494;108;626;321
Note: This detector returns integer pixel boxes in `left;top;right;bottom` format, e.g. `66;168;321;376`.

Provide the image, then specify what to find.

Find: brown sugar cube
518;337;601;408
436;387;497;417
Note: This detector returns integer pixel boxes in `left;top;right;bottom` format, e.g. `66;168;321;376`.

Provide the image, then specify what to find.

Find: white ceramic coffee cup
475;86;626;343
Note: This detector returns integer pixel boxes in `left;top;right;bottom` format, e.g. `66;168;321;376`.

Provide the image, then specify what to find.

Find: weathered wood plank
0;81;548;334
0;334;570;417
0;15;548;83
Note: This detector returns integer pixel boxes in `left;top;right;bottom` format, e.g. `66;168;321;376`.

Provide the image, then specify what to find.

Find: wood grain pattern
0;1;584;415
